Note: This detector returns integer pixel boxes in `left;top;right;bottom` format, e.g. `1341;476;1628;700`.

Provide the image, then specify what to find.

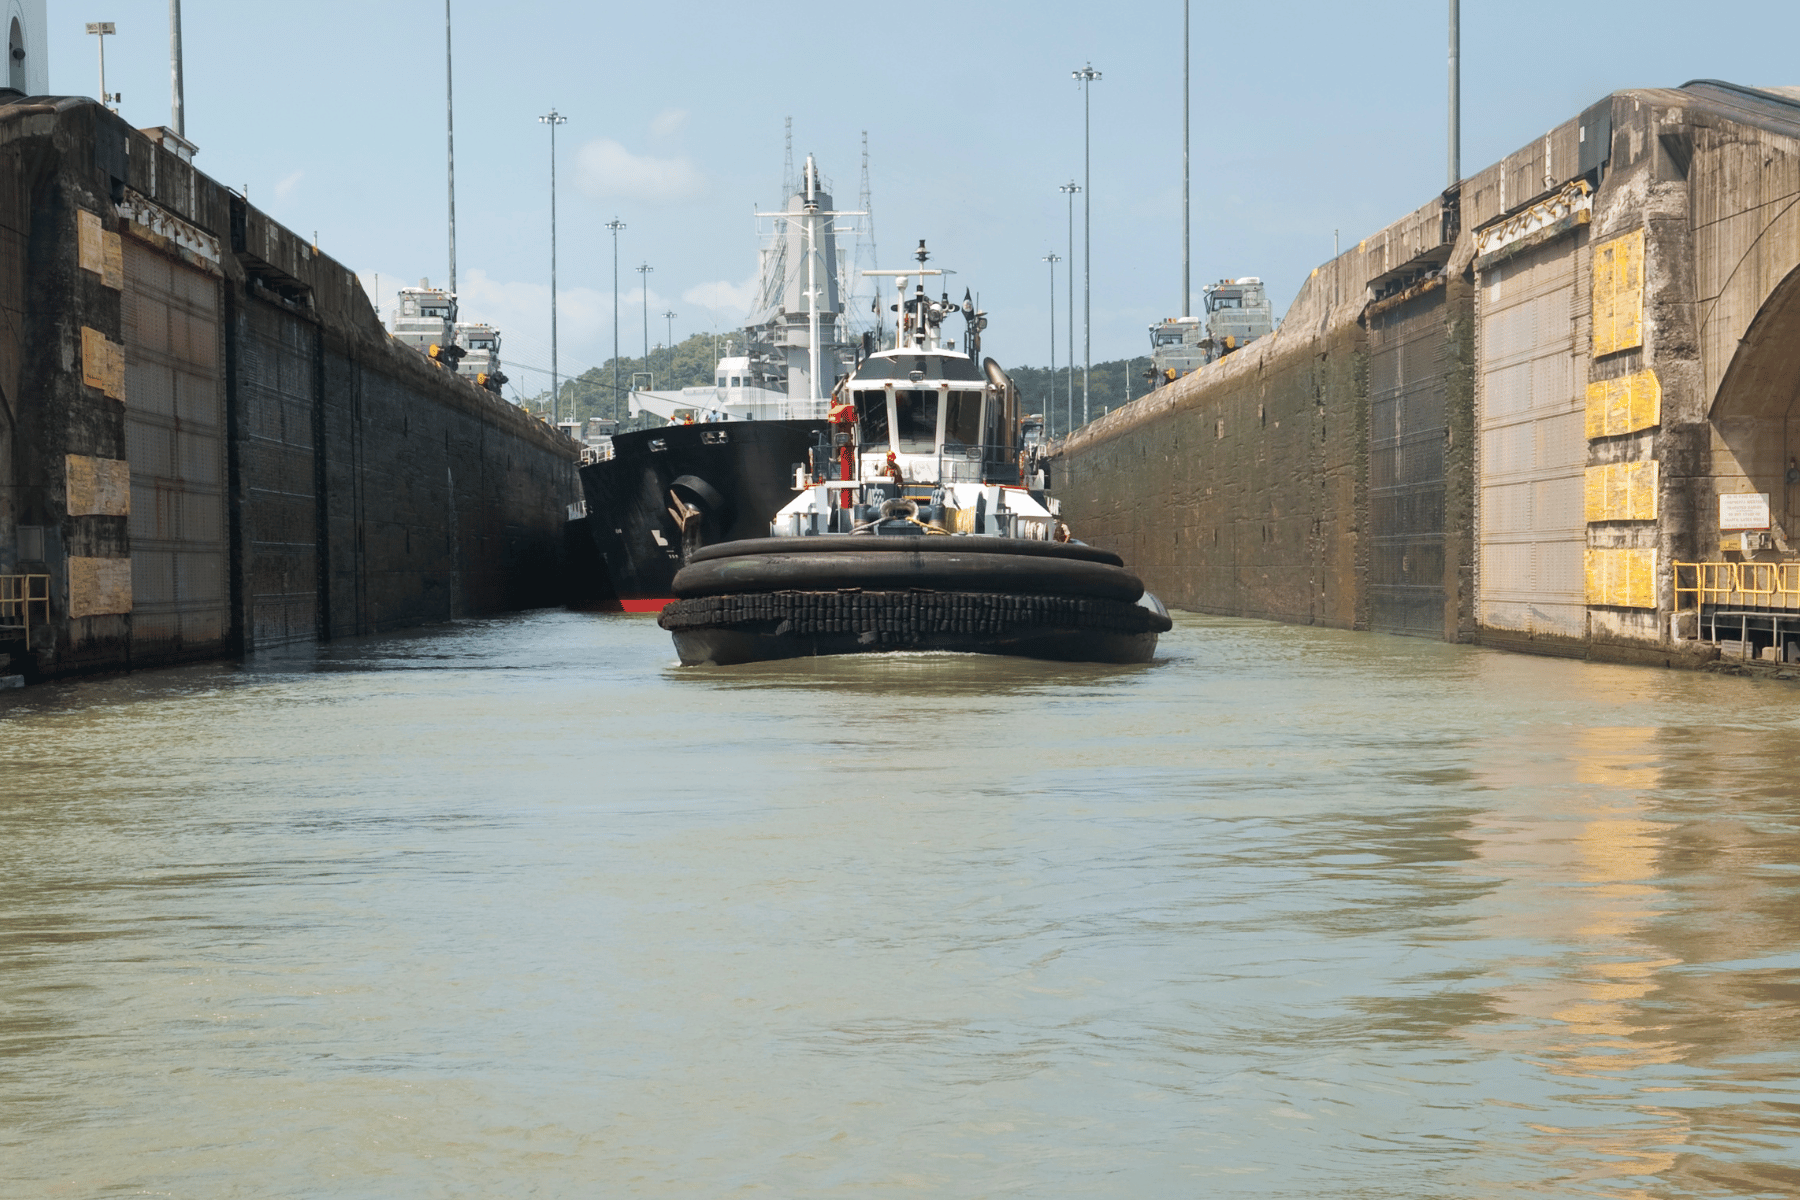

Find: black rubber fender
685;534;1125;568
671;548;1146;603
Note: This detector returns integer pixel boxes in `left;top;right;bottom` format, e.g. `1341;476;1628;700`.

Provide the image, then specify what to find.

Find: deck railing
1673;561;1800;610
0;574;50;642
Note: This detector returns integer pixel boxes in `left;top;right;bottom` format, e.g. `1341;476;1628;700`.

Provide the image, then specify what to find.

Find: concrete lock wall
0;97;579;681
1052;81;1800;669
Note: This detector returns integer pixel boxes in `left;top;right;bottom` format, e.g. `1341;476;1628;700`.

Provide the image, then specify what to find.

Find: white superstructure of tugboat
658;242;1172;665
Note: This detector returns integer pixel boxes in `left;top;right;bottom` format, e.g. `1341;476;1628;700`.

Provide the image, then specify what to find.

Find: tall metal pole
86;23;117;111
1073;64;1101;427
539;109;566;424
1043;253;1059;437
637;263;654;387
662;310;677;381
170;0;185;137
606;218;625;422
1060;181;1080;437
1182;0;1190;318
1448;0;1461;188
446;1;456;311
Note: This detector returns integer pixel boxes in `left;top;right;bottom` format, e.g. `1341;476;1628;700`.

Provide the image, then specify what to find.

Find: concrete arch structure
1709;258;1800;541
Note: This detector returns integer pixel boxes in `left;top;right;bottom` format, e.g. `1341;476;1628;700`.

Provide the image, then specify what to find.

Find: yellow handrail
1674;561;1800;609
0;574;50;643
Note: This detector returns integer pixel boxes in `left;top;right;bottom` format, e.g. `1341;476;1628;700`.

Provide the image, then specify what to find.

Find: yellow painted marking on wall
67;555;133;618
1583;461;1658;523
77;210;102;274
64;454;131;517
1592;228;1645;356
76;210;123;289
103;229;123;289
1584;369;1660;438
80;326;125;400
1585;546;1657;608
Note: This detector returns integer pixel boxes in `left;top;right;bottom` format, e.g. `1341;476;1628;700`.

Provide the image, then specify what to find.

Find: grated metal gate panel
1475;231;1589;637
1367;288;1449;638
240;302;319;647
121;238;227;656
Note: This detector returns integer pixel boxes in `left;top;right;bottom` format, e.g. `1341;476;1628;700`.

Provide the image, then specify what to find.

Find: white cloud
575;138;704;203
457;268;616;349
274;170;304;201
649;108;688;138
682;275;758;318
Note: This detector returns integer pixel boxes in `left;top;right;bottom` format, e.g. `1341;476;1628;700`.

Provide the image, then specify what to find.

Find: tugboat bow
658;241;1173;666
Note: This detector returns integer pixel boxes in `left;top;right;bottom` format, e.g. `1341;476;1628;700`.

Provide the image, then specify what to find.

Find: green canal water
2;611;1798;1198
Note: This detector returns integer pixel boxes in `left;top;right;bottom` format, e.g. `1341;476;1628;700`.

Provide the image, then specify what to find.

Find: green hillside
520;336;1161;437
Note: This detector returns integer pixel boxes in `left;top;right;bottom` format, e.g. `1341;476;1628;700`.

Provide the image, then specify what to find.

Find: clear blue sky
44;0;1800;395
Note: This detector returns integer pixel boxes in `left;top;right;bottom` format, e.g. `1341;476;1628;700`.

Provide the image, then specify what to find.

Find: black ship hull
577;419;827;609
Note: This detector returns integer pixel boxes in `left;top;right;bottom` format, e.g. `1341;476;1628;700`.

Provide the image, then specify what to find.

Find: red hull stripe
619;598;673;613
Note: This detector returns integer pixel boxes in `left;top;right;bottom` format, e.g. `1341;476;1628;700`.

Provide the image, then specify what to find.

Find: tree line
518;335;1161;437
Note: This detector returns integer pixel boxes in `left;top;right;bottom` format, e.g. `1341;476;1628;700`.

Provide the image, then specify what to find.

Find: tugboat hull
659;539;1172;666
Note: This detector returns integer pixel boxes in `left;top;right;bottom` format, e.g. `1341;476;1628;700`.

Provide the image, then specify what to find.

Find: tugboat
658;243;1172;665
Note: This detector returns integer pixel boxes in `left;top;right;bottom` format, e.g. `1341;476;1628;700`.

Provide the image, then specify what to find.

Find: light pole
662;310;678;382
1448;0;1461;188
1072;64;1101;427
446;1;457;315
1182;0;1190;318
170;1;185;137
1059;180;1079;436
1043;253;1060;437
85;23;119;111
636;263;654;388
605;218;625;422
538;109;567;424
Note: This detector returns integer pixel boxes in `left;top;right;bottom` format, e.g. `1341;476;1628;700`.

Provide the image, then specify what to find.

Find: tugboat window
893;389;939;451
942;390;983;448
856;390;890;448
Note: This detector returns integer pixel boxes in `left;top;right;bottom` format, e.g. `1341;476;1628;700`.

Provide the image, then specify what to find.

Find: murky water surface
3;612;1799;1197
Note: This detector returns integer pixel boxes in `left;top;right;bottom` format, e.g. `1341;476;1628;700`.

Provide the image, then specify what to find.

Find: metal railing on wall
0;574;51;642
1674;561;1800;611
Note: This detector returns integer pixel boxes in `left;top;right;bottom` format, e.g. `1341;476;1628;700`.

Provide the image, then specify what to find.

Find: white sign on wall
1718;492;1772;531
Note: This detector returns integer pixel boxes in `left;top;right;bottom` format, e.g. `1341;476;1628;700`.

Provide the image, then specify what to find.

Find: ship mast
753;152;865;404
806;158;821;402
